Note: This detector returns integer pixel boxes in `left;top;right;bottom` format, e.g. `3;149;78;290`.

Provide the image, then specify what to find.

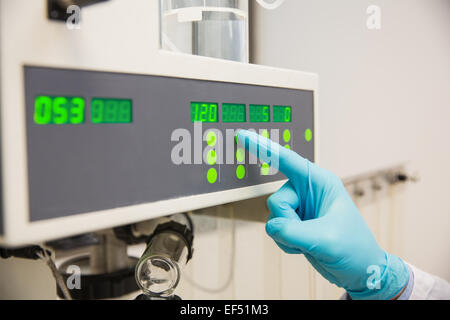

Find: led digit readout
191;102;219;123
34;96;85;125
222;103;246;123
91;98;133;124
249;105;270;123
273;105;292;123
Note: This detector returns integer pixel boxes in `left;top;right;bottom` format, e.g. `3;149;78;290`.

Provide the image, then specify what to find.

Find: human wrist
348;253;409;300
391;281;407;300
395;264;414;300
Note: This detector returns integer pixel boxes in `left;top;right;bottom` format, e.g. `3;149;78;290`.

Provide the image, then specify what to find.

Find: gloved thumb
266;217;320;253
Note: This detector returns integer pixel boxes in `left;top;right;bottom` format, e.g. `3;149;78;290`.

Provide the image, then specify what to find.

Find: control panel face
24;67;315;222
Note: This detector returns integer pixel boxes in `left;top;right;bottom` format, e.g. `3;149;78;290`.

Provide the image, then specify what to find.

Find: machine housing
0;0;318;246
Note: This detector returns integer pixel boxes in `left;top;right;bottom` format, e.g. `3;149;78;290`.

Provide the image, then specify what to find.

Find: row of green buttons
207;132;218;184
236;143;246;180
207;129;312;148
207;129;312;146
260;130;270;176
206;129;313;183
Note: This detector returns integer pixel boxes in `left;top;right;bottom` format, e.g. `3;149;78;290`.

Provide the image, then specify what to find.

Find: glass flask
160;0;249;62
135;221;193;297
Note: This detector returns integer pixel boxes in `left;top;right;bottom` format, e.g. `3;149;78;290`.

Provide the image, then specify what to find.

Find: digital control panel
23;66;315;223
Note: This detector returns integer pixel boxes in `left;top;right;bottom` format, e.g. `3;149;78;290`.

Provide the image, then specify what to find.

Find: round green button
283;129;291;143
236;148;245;163
261;163;270;176
207;150;217;165
284;145;291;150
207;168;218;184
236;165;245;180
305;129;312;142
261;130;269;139
207;131;217;147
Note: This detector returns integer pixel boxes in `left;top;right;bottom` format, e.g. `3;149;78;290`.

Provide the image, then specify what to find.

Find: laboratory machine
0;0;318;299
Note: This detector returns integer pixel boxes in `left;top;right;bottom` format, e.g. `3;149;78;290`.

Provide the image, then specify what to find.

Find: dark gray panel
24;66;315;222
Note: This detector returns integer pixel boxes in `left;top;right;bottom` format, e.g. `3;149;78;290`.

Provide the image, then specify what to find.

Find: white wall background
1;0;449;299
251;0;450;280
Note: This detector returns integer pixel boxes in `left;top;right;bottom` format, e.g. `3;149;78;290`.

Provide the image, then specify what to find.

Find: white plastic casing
0;0;318;246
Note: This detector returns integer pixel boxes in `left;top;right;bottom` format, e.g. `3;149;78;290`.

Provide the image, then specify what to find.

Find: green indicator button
207;168;218;184
207;150;217;165
236;165;246;180
261;163;270;176
285;145;291;150
236;148;245;163
207;132;217;147
283;129;291;143
305;129;313;142
261;130;269;139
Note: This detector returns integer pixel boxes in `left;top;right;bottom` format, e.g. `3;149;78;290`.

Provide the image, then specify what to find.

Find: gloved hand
237;130;409;300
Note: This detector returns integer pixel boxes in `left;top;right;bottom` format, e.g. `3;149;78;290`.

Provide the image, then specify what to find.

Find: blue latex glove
237;130;409;300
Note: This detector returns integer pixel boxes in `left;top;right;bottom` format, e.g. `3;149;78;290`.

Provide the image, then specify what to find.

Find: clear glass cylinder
160;0;249;62
135;230;189;297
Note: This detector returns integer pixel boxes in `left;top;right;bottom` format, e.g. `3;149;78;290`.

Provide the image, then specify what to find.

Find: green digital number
249;105;270;123
190;102;218;123
34;96;53;125
263;106;270;122
285;108;292;122
34;96;85;125
273;106;292;123
209;104;218;122
70;97;85;124
191;103;199;122
200;104;208;122
52;97;68;124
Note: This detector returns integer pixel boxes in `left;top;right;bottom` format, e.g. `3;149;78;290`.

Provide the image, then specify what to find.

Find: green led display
91;98;133;124
222;103;246;123
273;105;292;123
191;102;219;123
249;105;270;123
34;96;85;125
